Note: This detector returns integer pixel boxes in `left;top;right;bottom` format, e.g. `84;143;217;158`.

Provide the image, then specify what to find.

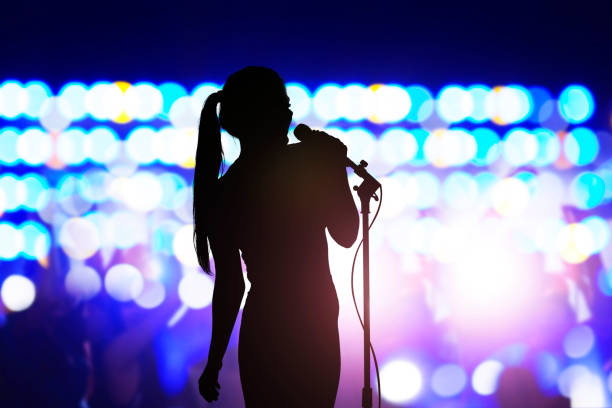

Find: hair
193;66;288;275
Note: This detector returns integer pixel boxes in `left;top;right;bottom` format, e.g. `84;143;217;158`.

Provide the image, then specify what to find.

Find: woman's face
252;93;293;147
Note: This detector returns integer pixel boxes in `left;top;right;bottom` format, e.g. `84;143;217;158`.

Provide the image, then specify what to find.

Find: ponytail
193;91;224;275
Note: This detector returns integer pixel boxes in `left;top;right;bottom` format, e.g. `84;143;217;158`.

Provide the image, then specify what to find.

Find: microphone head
293;123;311;142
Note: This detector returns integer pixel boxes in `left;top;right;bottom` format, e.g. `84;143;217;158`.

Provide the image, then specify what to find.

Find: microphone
293;123;359;171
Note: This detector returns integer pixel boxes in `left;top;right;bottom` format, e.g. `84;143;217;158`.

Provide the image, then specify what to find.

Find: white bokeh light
178;272;214;309
472;359;504;395
105;263;144;302
65;265;102;300
1;275;36;311
379;359;423;404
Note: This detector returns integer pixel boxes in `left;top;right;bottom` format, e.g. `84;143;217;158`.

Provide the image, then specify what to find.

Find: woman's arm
206;232;245;370
323;157;360;248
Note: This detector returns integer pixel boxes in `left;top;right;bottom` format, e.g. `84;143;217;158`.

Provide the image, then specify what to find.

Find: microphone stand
347;159;381;408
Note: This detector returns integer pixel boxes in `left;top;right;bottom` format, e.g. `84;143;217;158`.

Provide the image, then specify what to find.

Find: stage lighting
558;365;606;407
472;359;504;396
59;216;100;260
413;171;440;209
486;85;532;125
58;82;88;120
135;280;166;309
582;216;610;254
344;128;376;163
21;174;49;211
125;82;164;120
109;210;147;249
79;169;113;203
379;128;418;167
471;127;500;166
436;85;473;123
406;85;434;123
336;83;368;122
443;172;479;210
312;83;342;121
467;84;490;123
173;224;199;267
0;222;24;260
0;174;21;212
159;82;187;116
502;128;538;166
17;127;52;166
431;363;467;398
559;85;595;124
556;223;595;264
105;263;145;302
24;80;51;118
369;84;411;124
285;82;311;121
65;265;102;300
564;127;599;166
563;325;595;359
570;172;605;209
88;127;120;164
379;359;423;403
1;274;36;312
169;96;199;129
532;127;561;166
126;126;157;164
0;128;19;165
178;272;214;309
85;82;123;120
0;80;28;119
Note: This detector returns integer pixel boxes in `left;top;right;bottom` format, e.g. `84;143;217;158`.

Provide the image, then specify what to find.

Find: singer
193;66;359;407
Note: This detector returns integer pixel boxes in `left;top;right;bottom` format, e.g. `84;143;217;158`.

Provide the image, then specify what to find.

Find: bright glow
378;172;416;219
380;359;423;403
336;83;369;121
65;265;102;300
57;128;88;165
563;325;595;358
312;84;341;121
159;82;187;114
502;128;538;166
191;83;221;108
564;127;599;166
486;85;532;124
442;172;479;210
556;223;595;264
379;128;418;166
134;280;166;309
491;178;530;216
343;128;376;163
472;128;500;166
58;82;88;120
0;222;25;259
369;84;411;123
85;82;124;120
87;127;120;164
105;263;144;302
178;272;214;309
406;85;434;122
413;172;440;209
558;85;595;123
221;131;241;165
59;217;100;259
109;211;147;248
20;221;50;259
40;97;72;132
0;128;19;165
431;364;467;397
169;96;200;128
125;82;163;120
1;275;36;312
532;128;561;166
0;81;28;118
582;216;610;253
17;128;52;165
173;224;200;267
468;84;491;122
122;172;163;212
437;85;473;123
570;172;605;209
24;81;51;118
558;365;606;407
424;128;476;167
126;126;157;164
472;360;504;395
286;83;311;121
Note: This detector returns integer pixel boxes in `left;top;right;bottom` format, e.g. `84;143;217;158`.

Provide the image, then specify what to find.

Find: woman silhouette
193;66;359;407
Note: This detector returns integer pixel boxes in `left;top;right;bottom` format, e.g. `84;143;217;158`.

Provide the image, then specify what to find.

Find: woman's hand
308;130;348;162
198;363;221;402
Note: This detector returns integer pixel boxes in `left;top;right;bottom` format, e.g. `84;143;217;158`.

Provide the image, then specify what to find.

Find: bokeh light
105;263;144;302
178;272;214;309
1;275;36;312
558;85;595;124
380;359;423;403
472;360;504;396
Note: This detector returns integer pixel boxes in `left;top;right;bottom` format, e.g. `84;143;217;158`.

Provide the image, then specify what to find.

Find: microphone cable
350;184;383;408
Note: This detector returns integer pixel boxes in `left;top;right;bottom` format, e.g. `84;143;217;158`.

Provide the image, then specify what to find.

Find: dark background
3;1;611;96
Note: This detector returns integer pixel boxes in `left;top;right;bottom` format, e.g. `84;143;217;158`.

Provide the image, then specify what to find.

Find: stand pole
350;160;380;408
361;196;372;408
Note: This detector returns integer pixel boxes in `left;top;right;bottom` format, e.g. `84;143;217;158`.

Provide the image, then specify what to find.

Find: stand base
362;387;372;408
